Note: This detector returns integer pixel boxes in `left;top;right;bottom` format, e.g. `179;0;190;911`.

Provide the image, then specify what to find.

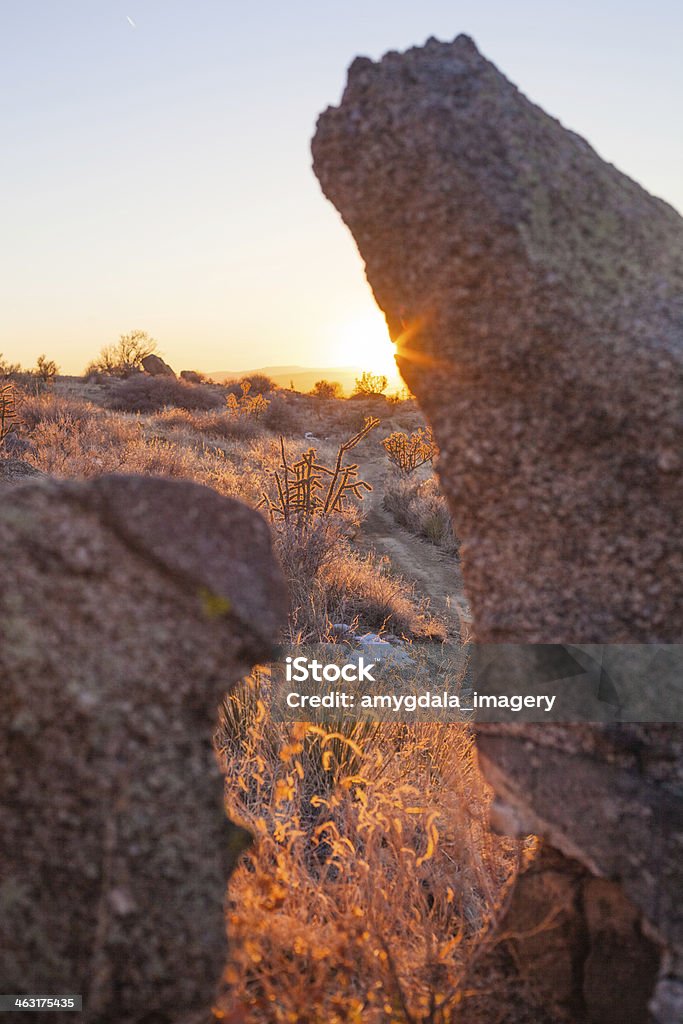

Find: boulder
479;844;661;1023
180;370;205;384
0;474;287;1023
0;456;42;482
312;35;683;1021
312;33;682;645
141;353;176;378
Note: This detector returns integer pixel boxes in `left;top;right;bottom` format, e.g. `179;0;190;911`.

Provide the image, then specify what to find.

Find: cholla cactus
226;380;270;420
382;426;436;475
259;417;379;526
0;382;19;445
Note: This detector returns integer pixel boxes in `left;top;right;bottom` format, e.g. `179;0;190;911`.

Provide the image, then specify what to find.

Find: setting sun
326;309;400;383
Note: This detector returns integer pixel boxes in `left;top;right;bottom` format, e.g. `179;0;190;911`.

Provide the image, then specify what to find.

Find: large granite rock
142;353;176;378
312;33;682;644
0;474;287;1023
312;35;682;1021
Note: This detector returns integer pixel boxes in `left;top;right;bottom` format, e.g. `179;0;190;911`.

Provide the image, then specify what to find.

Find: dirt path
354;449;471;638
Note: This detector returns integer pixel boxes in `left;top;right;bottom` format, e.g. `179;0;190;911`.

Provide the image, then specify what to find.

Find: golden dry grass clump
383;475;458;555
216;678;523;1024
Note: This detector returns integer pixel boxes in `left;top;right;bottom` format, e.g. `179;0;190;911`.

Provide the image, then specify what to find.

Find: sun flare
326;309;399;383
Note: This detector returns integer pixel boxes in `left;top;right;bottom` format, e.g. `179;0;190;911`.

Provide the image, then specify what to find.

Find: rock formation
180;370;205;384
312;33;682;645
0;457;42;482
312;35;683;1021
142;353;176;377
0;474;287;1023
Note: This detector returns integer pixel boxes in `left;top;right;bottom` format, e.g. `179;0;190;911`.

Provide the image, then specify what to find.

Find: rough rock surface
476;727;682;1021
488;845;661;1023
0;456;42;482
312;33;682;644
0;474;287;1023
142;353;176;377
312;35;683;1021
180;370;204;384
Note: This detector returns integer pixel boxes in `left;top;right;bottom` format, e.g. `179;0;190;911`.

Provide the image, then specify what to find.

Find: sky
1;1;681;376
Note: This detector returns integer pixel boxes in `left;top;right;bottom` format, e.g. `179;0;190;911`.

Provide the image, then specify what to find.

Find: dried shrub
261;393;305;435
240;373;276;395
22;402;258;502
274;517;344;643
15;392;96;431
353;370;388;396
311;379;343;399
382;427;437;475
179;370;206;384
384;476;458;555
216;684;522;1024
34;354;59;386
0;354;23;379
84;329;157;378
107;375;224;413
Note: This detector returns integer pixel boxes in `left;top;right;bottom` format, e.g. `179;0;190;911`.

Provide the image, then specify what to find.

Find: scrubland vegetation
217;684;527;1023
0;356;518;1021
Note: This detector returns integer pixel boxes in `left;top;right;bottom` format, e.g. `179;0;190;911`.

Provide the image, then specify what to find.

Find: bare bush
179;370;206;384
274;517;344;643
16;392;96;431
20;396;260;502
151;407;263;443
84;329;157;378
0;354;23;379
34;354;59;386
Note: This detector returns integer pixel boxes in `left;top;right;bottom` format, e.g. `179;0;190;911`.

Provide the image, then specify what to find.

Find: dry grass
320;548;446;640
274;519;442;644
16;389;439;642
18;392;262;501
384;475;458;555
216;677;523;1024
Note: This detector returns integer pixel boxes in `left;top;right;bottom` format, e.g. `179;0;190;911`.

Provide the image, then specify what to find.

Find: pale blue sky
1;1;681;374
